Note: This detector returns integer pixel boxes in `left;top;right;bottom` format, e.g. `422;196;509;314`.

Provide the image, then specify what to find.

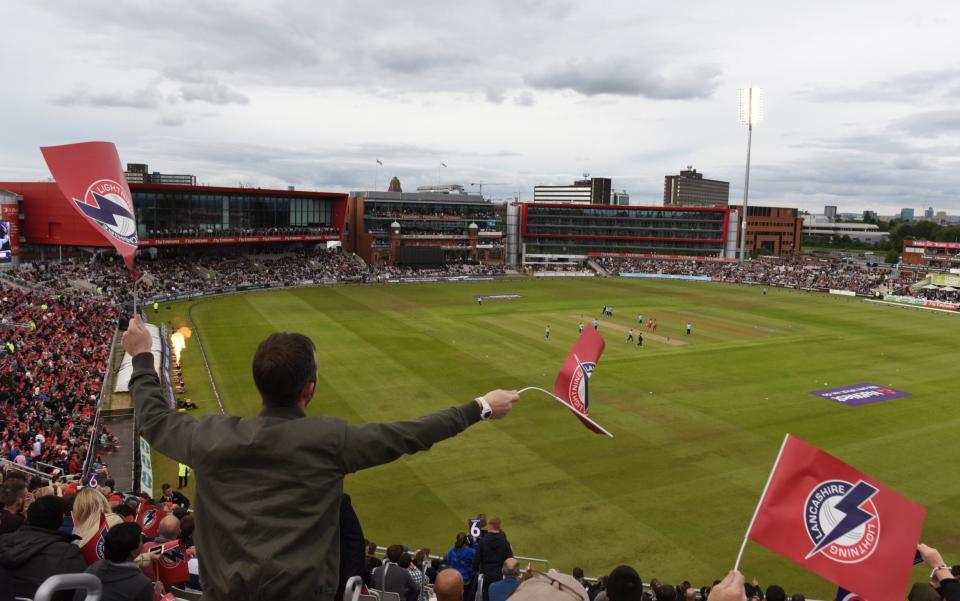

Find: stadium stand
0;284;118;477
597;257;912;296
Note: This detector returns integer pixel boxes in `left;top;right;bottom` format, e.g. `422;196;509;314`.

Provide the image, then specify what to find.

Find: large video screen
0;221;11;263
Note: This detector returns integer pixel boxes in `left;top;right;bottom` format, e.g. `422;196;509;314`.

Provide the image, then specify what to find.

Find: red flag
746;434;925;601
40;141;138;273
78;512;108;565
552;328;612;437
137;504;167;538
154;540;189;588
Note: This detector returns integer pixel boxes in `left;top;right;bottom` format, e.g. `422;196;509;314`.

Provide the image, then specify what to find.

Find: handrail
82;327;120;478
0;458;55;484
34;573;102;601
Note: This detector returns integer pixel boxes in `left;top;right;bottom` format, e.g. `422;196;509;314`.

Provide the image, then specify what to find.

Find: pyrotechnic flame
170;326;192;364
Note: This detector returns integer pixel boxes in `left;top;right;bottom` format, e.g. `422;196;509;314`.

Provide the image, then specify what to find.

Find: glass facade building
520;203;733;263
132;185;336;238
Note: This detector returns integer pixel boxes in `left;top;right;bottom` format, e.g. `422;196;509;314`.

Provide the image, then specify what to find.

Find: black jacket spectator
473;519;513;600
0;497;86;601
337;494;366;601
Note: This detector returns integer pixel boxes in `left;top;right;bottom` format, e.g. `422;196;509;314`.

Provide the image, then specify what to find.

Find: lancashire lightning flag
40;141;138;273
154;540;190;588
78;512;109;565
552;328;612;437
746;434;925;601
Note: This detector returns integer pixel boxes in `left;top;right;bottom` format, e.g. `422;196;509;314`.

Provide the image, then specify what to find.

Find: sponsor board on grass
883;294;959;311
619;273;712;282
477;294;524;301
810;384;911;406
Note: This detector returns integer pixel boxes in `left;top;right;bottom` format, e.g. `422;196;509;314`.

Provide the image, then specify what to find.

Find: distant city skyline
2;2;960;214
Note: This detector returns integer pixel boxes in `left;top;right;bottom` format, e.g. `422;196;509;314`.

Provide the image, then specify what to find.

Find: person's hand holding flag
477;390;519;419
707;571;747;601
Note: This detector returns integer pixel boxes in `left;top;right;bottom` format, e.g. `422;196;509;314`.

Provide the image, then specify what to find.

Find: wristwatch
476;397;493;420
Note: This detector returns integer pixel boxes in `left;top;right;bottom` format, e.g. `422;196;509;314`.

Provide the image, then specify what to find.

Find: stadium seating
597;256;908;296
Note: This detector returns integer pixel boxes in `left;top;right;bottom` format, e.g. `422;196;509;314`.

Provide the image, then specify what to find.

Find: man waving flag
40;141;139;273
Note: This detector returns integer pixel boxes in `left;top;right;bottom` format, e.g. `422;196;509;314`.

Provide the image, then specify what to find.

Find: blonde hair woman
72;487;122;547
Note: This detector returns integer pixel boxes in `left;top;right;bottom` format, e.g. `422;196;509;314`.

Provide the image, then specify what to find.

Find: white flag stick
733;433;790;571
517;386;613;437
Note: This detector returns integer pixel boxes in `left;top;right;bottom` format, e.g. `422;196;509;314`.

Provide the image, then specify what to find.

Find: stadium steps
586;258;609;276
101;408;135;491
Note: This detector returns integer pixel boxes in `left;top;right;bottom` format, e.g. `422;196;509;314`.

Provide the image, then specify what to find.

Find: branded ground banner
809;384;911;406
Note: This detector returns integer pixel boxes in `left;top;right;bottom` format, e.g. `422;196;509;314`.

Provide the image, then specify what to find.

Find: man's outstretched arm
124;315;196;466
340;389;518;474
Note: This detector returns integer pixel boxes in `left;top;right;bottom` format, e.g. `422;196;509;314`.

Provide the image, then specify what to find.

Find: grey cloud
179;81;249;105
512;91;536;106
894;110;960;137
51;86;162;109
485;88;506;104
524;59;720;99
158;114;186;127
809;67;960;103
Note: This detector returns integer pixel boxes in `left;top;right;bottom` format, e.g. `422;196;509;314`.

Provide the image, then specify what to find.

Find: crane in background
470;182;510;197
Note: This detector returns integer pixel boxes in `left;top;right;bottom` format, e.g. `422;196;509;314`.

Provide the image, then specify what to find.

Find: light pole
738;87;764;263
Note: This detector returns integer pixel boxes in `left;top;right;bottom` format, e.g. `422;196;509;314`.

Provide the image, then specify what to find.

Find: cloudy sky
1;1;958;214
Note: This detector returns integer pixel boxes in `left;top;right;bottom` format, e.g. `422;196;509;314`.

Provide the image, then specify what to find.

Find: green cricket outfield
146;278;960;597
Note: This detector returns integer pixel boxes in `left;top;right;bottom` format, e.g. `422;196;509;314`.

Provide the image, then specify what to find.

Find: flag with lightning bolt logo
41;141;139;273
745;434;925;601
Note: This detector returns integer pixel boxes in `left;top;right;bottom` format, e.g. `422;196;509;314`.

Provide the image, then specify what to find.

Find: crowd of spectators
0;471;198;600
0;284;118;477
597;257;909;296
7;247;371;306
358;520;960;601
378;262;507;280
368;208;497;221
917;286;960;303
143;225;339;239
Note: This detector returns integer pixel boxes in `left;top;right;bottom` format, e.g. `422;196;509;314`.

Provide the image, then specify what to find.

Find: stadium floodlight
737;87;764;263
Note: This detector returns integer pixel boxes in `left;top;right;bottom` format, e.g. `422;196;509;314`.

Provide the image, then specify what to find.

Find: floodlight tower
737;87;764;263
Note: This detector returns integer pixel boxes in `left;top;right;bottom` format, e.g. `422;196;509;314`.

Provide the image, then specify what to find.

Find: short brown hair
252;333;317;408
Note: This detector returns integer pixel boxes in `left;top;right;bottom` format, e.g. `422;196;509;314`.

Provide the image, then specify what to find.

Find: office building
802;215;887;244
900;208;915;221
824;206;837;221
739;206;803;256
517;203;736;266
345;190;503;266
663;167;729;207
534;177;612;204
124;163;197;186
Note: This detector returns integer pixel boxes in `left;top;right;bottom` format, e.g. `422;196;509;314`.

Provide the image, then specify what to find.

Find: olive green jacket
130;352;482;601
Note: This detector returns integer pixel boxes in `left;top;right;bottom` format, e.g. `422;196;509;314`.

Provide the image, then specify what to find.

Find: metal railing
81;328;120;479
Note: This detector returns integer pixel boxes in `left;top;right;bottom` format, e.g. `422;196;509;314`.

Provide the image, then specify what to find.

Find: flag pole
517;386;613;437
733;433;790;571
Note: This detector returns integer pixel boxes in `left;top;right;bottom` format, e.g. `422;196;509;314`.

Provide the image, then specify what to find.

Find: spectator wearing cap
76;522;160;601
0;495;86;600
488;558;520;601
